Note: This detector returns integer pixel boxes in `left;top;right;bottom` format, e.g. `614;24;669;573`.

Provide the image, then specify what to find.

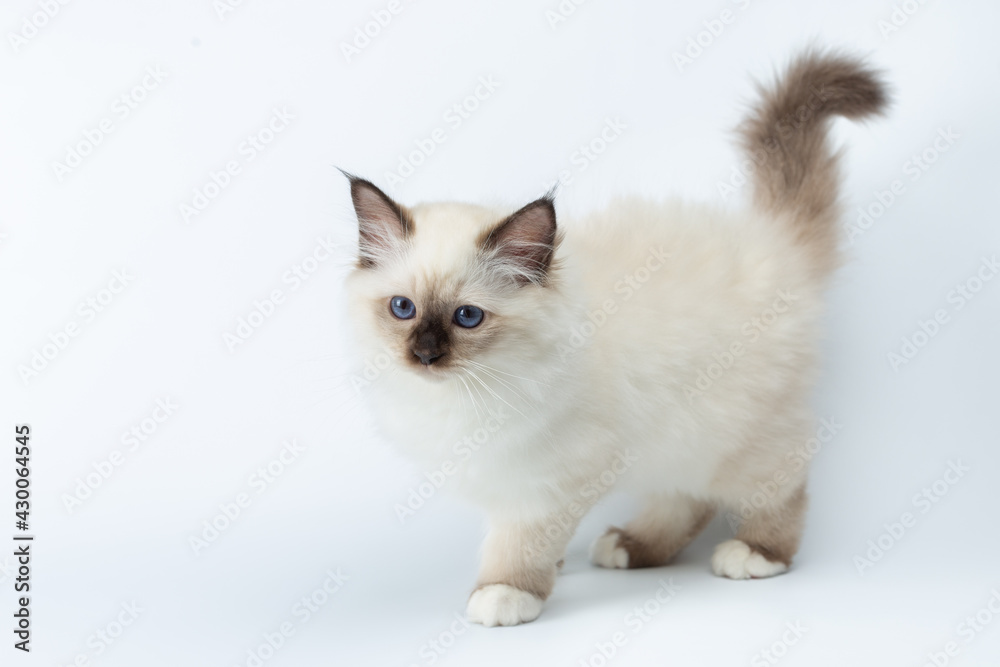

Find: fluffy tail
740;50;888;272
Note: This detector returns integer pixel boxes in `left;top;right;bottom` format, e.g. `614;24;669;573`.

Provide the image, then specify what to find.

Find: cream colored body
343;51;887;626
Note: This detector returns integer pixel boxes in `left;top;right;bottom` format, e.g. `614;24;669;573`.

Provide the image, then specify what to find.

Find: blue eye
454;305;484;328
390;296;416;319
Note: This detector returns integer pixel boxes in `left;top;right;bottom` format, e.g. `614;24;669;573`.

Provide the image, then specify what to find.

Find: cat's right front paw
467;584;543;627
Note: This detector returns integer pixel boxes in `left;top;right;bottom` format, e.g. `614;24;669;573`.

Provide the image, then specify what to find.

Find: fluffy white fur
342;51;886;626
349;200;820;505
349;200;824;505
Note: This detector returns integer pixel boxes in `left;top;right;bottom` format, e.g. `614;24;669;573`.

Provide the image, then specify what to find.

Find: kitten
343;51;886;626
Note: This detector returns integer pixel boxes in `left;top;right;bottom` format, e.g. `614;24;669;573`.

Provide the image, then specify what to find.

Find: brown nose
413;349;445;365
410;317;449;366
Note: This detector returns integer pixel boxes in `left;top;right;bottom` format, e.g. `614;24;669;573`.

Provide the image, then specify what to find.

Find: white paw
467;584;543;627
590;531;629;569
711;539;788;580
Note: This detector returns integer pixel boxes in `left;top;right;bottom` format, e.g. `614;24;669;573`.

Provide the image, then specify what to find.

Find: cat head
343;174;563;380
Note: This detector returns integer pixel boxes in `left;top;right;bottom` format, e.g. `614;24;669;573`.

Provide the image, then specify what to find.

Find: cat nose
413;349;445;366
410;323;449;366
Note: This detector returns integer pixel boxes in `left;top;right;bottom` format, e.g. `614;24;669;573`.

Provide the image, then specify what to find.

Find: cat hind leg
712;484;807;579
591;494;715;569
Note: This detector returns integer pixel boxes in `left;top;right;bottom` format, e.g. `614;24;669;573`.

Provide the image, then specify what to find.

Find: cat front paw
467;584;543;627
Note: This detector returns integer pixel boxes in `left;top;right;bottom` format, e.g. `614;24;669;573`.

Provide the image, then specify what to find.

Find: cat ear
480;196;558;285
343;172;413;268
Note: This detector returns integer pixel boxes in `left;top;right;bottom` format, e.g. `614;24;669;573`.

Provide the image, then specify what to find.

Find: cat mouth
409;358;452;381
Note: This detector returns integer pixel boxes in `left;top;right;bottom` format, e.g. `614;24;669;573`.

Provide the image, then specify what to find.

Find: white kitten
343;51;886;626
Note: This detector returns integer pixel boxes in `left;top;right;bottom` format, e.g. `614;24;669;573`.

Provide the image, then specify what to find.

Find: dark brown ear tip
348;176;380;195
347;176;401;212
339;170;387;202
336;167;365;186
541;185;559;206
514;195;558;226
536;197;556;214
530;191;557;214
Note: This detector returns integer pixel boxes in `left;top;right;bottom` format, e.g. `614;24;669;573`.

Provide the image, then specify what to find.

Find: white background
2;1;999;665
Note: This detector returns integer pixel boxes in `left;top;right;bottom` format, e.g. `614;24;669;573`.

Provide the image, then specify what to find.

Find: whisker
466;372;492;420
457;374;483;422
464;361;545;419
466;363;519;394
466;368;528;421
466;359;551;387
465;363;533;408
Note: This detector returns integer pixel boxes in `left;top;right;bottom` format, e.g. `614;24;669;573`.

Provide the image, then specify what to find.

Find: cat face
343;176;560;378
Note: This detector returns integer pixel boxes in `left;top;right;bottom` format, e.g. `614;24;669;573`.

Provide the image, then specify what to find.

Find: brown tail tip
738;49;889;276
783;50;889;120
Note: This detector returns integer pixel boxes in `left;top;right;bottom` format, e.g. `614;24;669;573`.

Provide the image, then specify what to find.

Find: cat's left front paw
467;584;543;627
